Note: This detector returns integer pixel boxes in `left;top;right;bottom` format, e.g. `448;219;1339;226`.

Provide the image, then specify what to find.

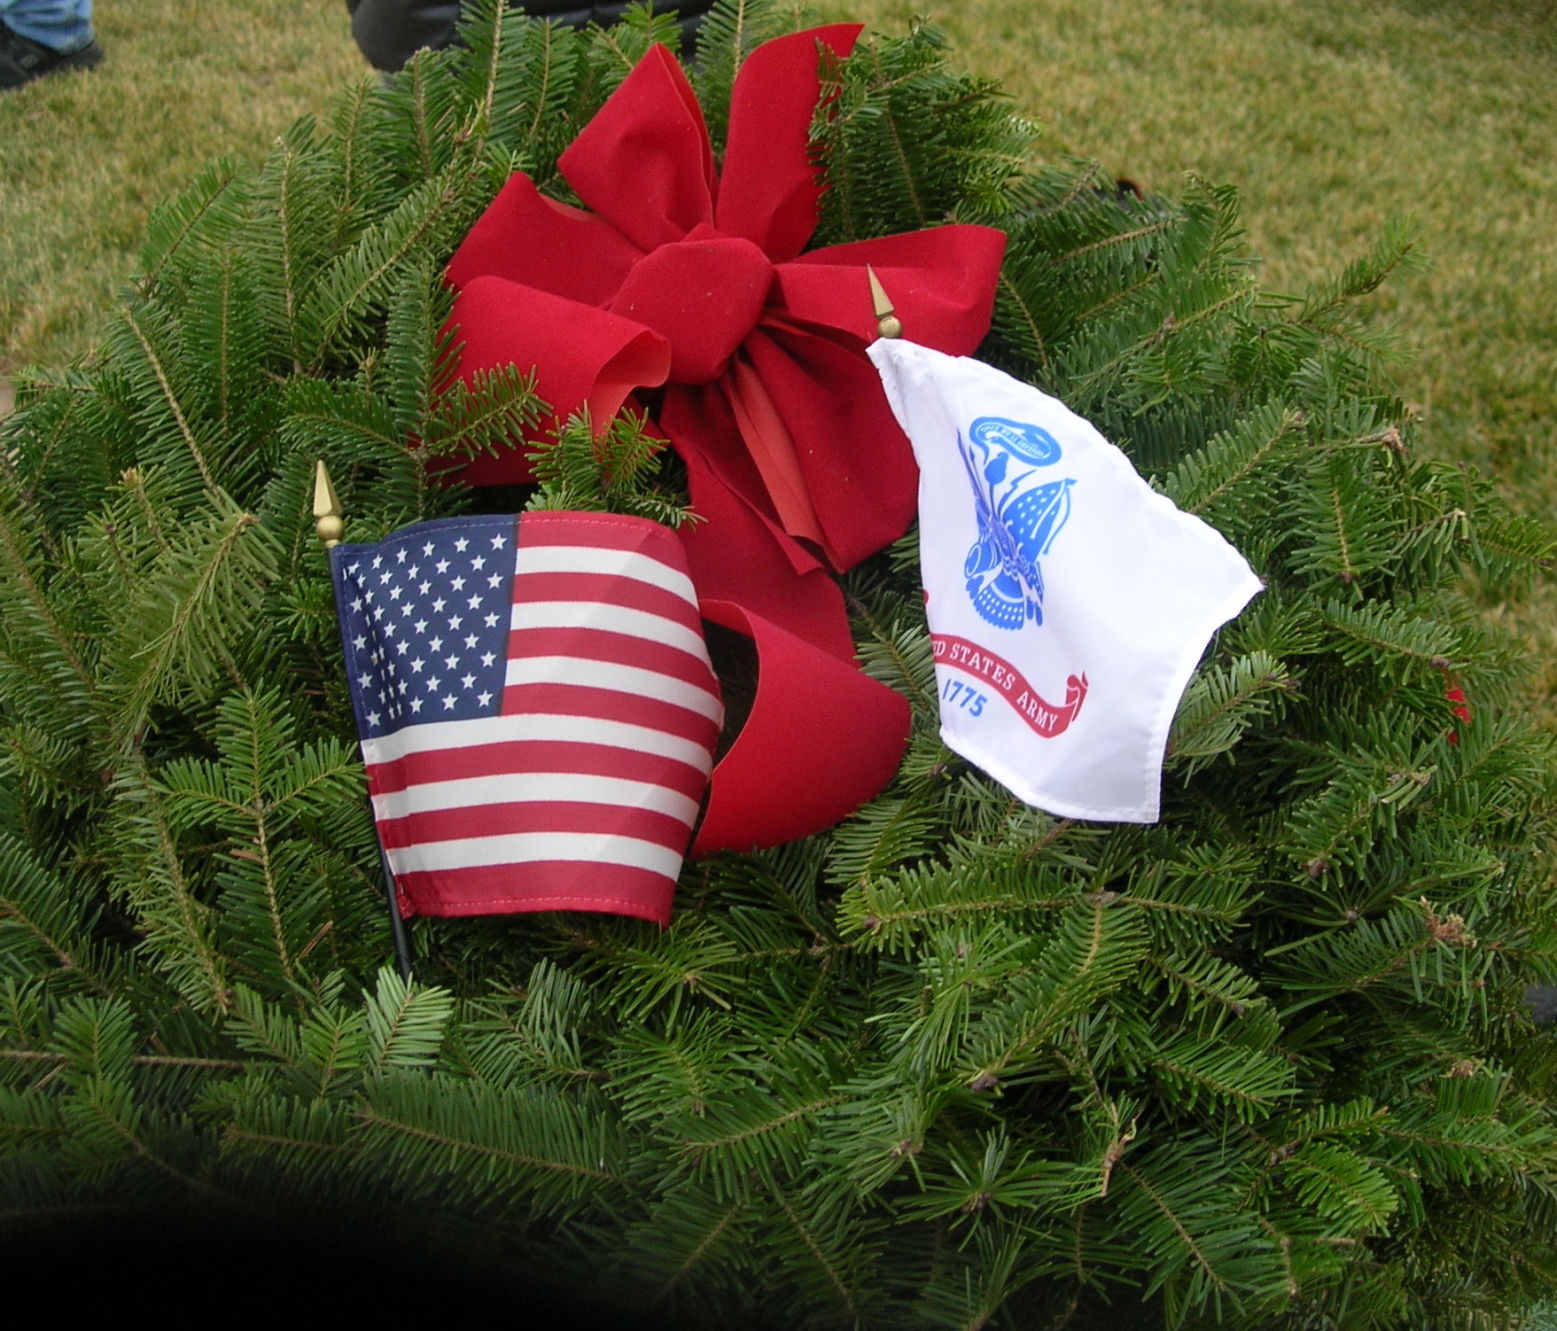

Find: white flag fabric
870;339;1263;822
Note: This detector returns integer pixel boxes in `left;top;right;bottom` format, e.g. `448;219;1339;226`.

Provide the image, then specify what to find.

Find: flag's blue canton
332;515;517;741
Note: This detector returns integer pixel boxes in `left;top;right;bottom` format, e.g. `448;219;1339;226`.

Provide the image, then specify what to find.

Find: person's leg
0;0;99;89
0;0;95;52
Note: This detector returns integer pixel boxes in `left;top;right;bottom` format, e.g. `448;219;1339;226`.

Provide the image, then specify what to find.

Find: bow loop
715;24;863;261
560;43;714;251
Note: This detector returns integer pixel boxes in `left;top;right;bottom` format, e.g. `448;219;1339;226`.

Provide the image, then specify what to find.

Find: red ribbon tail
443;278;671;485
692;600;910;856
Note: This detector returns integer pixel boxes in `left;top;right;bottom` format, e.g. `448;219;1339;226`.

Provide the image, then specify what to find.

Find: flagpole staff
314;461;414;982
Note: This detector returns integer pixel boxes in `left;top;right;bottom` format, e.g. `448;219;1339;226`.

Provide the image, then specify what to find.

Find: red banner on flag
932;634;1087;738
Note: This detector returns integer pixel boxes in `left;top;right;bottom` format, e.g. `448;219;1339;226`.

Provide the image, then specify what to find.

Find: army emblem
958;416;1075;630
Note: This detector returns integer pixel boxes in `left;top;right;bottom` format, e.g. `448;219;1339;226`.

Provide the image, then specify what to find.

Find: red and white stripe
360;512;721;926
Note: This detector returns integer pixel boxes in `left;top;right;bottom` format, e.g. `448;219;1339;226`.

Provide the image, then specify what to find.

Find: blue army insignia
958;416;1075;630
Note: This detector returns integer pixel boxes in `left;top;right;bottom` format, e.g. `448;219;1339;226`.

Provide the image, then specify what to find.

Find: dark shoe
0;21;103;91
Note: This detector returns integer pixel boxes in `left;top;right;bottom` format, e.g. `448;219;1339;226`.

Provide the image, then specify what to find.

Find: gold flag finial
313;460;344;548
867;265;902;340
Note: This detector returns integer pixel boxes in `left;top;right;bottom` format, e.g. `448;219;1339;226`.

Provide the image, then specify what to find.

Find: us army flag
869;339;1263;822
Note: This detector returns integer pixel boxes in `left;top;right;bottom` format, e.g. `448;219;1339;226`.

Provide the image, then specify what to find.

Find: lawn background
2;0;1553;697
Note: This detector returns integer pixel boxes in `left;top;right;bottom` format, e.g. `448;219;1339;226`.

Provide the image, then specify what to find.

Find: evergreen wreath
2;2;1556;1325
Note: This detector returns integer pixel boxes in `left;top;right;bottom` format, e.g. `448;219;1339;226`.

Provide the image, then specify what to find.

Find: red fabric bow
444;26;1005;855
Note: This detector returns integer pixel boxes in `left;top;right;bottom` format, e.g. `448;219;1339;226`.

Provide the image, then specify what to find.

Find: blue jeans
0;0;93;53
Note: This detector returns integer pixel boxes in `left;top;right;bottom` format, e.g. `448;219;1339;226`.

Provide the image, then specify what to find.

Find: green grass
0;0;363;368
3;0;1554;694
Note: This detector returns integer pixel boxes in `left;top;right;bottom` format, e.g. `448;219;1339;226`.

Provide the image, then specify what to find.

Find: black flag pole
315;460;414;981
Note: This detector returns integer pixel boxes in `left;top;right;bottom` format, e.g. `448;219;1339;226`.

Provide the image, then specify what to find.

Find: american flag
331;510;723;926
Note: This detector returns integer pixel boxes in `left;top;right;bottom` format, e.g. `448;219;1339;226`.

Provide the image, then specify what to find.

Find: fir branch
136;1054;250;1071
200;257;240;437
225;984;304;1068
1147;1031;1295;1122
1049;215;1179;269
220;1123;356;1156
847;602;936;717
1140;951;1261;1018
136;156;250;290
994;266;1051;373
0;837;113;996
1281;753;1430;879
1116;1158;1232;1299
1071;267;1162;331
293;1004;369;1101
526;408;692;525
1318;599;1458;673
612;1180;756;1309
325;77;379;232
576;920;744;1021
242;780;293;989
50;997;137;1081
769;1180;863;1326
406;67;450;187
364;968;455;1075
1275;1140;1398;1234
1468;511;1557;577
668;1195;745;1286
0;503;96;696
261;125;309;369
512;17;577;166
1166;653;1291;773
0;1051;247;1071
424;363;544;462
825;796;941;889
963;898;1149;1088
1273;900;1474;1006
354;1083;628;1187
1287;219;1423;339
116;305;217;493
104;500;279;748
840;860;1079;953
1116;885;1251;928
107;756;231;1016
676;1089;850;1186
854;888;1076;935
463;961;602;1087
453;0;508;146
0;375;84;521
298;165;487;369
61;1073;228;1199
279;378;409;456
1326;461;1359;584
354;1071;632;1195
1373;1118;1544;1177
1161;404;1302;517
122;466;173;555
